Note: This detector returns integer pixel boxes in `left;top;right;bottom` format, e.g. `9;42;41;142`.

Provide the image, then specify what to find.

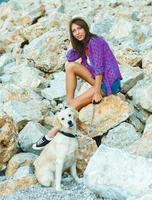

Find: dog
33;107;80;191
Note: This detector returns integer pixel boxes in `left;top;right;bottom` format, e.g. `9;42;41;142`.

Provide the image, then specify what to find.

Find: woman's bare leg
65;62;95;104
48;62;95;137
48;62;99;137
65;61;105;111
70;86;94;111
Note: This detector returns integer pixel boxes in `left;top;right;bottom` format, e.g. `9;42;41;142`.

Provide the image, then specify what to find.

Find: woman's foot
32;135;52;150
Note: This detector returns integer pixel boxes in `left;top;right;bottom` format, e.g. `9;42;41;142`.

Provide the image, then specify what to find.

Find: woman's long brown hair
69;17;96;56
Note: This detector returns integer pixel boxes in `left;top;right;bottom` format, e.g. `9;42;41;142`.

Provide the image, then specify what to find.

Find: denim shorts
101;79;121;96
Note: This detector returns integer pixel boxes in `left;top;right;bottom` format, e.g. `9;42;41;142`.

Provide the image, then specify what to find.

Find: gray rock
102;122;141;149
84;145;152;200
18;121;49;152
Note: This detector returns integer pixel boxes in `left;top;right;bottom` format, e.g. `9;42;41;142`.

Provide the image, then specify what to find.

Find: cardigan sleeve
66;48;81;62
90;37;105;76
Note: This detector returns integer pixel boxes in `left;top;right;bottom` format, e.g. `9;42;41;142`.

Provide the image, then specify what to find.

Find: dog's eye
61;118;64;120
68;114;71;117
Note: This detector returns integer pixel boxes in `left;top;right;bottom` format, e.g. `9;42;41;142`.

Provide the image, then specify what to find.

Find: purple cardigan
66;36;122;95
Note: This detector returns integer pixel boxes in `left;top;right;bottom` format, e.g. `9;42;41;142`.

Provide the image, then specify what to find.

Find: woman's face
71;23;86;41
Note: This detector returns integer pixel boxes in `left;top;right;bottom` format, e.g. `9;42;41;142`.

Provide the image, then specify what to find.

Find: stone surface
0;175;37;196
18;121;49;152
127;115;152;158
84;145;152;200
102;122;140;149
115;48;142;68
3;100;43;125
77;131;97;174
0;117;18;171
41;72;66;100
120;65;143;93
5;152;38;176
78;95;133;138
131;78;152;112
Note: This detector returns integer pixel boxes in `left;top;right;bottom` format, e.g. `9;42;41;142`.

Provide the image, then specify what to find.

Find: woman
32;17;122;150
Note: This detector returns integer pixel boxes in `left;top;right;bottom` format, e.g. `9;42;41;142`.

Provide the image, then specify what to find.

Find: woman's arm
66;41;81;62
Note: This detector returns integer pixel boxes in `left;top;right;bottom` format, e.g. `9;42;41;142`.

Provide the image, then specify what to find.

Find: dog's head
53;107;78;129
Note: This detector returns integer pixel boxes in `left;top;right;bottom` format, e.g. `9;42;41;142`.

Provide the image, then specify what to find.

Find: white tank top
87;56;91;66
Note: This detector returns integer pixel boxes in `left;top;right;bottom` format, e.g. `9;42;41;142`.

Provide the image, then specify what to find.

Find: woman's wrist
94;75;102;93
94;89;101;95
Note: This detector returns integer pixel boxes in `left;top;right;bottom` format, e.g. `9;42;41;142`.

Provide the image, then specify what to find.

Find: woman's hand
92;92;103;104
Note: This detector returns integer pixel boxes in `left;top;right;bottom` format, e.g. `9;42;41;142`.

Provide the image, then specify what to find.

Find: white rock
84;145;152;199
102;122;140;149
18;121;49;152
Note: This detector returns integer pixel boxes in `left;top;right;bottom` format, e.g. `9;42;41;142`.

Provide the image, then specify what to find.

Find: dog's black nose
68;120;73;127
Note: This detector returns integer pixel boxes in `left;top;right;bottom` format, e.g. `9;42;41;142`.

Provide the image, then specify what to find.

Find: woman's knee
67;99;77;110
65;62;77;74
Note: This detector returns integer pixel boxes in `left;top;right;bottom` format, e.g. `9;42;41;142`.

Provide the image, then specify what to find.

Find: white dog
33;107;80;190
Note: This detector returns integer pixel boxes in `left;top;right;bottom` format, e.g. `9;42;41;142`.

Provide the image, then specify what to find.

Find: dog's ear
53;116;62;129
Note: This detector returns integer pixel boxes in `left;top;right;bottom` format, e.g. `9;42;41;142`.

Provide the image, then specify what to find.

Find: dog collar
59;131;77;138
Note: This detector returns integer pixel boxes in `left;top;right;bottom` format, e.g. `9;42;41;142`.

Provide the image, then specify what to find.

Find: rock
41;72;66;100
77;131;97;174
127;192;152;200
128;113;144;133
3;100;43;126
120;65;143;93
84;145;152;200
91;18;114;37
0;117;18;171
78;95;133;138
18;121;49;152
0;173;37;196
5;152;38;176
102;122;140;149
131;78;152;112
0;84;42;104
2;62;44;89
115;48;142;68
127;115;152;158
142;50;152;69
0;53;14;75
127;132;152;158
23;28;68;73
134;108;150;124
110;19;133;39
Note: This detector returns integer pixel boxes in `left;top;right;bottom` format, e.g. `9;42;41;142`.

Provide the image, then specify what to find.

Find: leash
88;100;102;136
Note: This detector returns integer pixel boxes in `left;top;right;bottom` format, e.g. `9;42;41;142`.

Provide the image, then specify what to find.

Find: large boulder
84;145;152;200
127;115;152;158
0;117;18;171
5;152;38;176
78;95;133;138
0;166;37;196
77;131;97;174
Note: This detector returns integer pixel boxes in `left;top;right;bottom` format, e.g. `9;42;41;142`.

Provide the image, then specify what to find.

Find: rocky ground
0;175;103;200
